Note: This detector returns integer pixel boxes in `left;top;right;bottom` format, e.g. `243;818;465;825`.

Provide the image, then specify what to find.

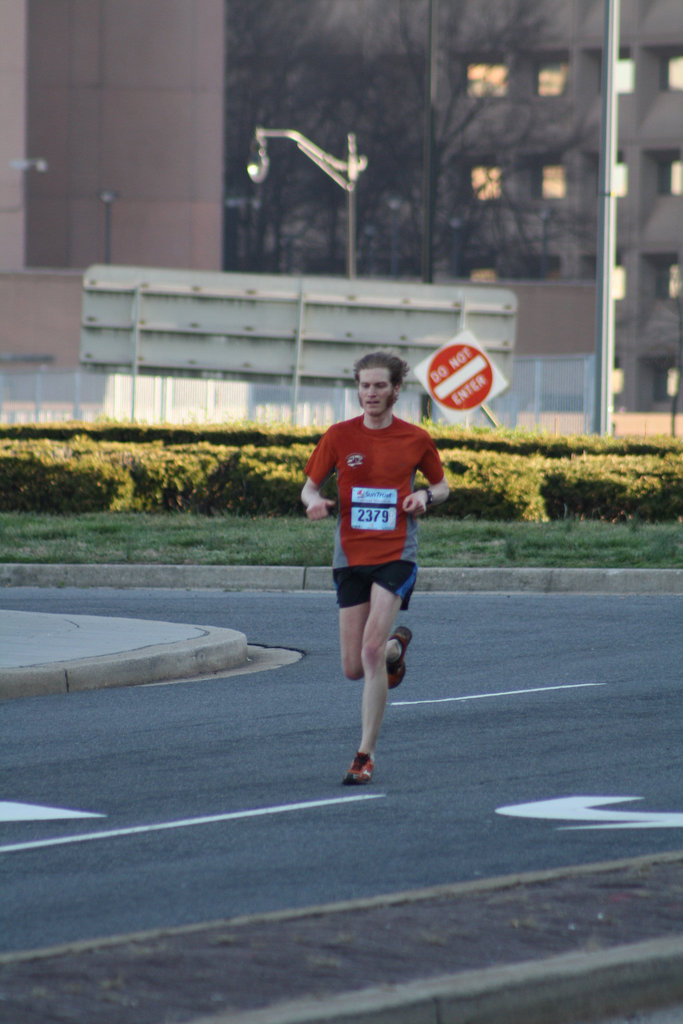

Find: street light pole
98;190;119;264
247;128;367;279
593;0;620;435
422;0;438;284
387;196;402;278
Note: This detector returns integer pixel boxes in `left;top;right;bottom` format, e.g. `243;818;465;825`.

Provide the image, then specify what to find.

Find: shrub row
2;419;682;458
1;437;681;521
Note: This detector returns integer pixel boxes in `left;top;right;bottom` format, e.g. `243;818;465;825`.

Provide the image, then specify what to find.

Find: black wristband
425;488;433;507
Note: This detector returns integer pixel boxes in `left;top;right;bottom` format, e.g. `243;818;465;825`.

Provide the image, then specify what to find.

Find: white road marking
496;796;683;830
391;682;604;707
0;793;385;854
0;801;104;822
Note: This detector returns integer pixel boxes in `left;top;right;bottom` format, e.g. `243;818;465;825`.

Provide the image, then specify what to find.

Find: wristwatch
425;488;433;507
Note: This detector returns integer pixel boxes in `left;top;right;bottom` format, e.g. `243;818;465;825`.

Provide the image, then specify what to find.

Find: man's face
357;367;398;416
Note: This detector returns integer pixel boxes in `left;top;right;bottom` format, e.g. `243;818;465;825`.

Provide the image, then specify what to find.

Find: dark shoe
386;626;412;689
342;751;374;785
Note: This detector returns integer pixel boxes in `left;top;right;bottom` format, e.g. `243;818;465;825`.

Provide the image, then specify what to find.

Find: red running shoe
342;751;374;785
386;626;412;689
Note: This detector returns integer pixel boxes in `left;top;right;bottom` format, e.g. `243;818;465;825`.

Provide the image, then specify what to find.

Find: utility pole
593;0;620;435
421;0;438;284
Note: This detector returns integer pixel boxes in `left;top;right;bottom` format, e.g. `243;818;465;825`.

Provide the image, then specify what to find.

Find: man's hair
353;350;409;388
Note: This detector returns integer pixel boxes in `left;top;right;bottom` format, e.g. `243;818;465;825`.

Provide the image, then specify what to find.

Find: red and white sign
412;330;508;422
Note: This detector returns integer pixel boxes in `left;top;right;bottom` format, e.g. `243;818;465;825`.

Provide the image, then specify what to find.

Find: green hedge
0;432;681;521
541;453;683;521
2;420;682;458
0;439;134;513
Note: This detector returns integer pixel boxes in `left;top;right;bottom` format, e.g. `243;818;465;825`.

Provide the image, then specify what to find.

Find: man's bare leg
356;585;401;755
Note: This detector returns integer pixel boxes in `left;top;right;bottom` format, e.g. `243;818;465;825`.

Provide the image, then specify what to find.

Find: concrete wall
512;282;595;356
21;0;224;271
0;0;28;270
0;270;82;367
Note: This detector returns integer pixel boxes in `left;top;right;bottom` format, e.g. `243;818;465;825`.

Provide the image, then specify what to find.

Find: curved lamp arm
247;128;367;191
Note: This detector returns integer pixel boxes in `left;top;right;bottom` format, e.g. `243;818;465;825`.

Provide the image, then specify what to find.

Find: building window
660;54;683;90
657;157;683;196
613;264;626;300
535;60;569;96
614;160;628;197
470;267;498;282
541;165;566;199
615;57;635;93
530;162;566;199
471;165;502;200
467;63;508;97
654;261;680;300
653;367;670;402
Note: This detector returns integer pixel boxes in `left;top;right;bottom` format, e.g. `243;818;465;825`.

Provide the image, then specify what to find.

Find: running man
301;350;449;785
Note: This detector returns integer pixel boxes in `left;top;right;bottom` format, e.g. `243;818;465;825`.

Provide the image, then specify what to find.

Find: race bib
350;487;397;530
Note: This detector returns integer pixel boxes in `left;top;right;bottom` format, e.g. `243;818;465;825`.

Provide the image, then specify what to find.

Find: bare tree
225;0;588;280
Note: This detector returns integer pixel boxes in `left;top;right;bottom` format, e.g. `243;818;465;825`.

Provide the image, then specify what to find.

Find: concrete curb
0;563;308;591
189;935;683;1024
0;624;248;699
1;564;682;594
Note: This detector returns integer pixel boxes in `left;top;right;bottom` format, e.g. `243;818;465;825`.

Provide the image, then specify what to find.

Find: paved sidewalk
0;609;252;699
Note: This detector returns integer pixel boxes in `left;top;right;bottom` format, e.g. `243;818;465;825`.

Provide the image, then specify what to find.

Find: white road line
391;682;604;707
0;793;385;855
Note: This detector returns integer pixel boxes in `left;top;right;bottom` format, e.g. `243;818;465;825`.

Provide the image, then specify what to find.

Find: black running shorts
333;561;417;610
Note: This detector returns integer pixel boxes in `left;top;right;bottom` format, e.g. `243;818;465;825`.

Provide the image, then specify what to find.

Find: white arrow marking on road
0;801;104;822
496;796;683;830
0;793;385;854
392;682;604;707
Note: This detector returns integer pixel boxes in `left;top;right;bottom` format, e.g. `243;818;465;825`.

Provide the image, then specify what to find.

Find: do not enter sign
428;343;493;411
413;329;508;422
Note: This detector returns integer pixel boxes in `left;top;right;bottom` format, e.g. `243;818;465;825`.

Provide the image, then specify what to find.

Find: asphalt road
1;587;682;955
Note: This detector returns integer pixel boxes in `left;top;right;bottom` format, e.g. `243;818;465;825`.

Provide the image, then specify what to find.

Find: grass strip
0;513;681;568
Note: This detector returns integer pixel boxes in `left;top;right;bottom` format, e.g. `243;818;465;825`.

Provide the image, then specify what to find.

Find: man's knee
361;636;385;674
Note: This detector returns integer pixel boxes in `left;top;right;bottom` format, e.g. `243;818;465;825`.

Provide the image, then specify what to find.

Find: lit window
654;261;680;299
615;58;634;93
467;64;508;97
471;165;502;200
542;165;566;199
536;61;569;96
674;162;683;195
614;162;628;197
657;158;682;196
661;54;683;90
530;163;566;200
470;268;498;282
613;265;626;300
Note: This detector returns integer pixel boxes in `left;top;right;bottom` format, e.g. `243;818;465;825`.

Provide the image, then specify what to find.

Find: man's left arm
402;475;449;516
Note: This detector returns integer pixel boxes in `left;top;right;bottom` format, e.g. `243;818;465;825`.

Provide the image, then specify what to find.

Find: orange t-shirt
305;415;444;568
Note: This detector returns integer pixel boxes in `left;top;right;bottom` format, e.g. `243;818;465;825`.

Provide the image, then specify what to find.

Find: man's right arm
301;476;335;520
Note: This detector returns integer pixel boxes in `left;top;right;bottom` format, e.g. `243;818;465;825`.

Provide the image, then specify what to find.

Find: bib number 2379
351;487;397;531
